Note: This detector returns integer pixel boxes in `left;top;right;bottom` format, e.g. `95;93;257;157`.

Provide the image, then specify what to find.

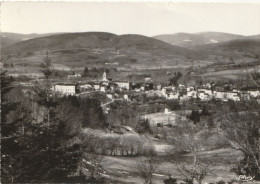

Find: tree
189;110;200;124
80;98;107;128
1;71;22;183
1;53;84;183
136;154;157;184
136;118;151;134
168;120;214;184
220;104;260;180
219;69;260;180
82;66;89;77
163;176;178;184
169;72;182;87
200;105;210;116
1;71;19;136
34;51;55;125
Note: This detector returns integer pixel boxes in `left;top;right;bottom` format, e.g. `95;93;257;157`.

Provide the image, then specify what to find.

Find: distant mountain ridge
1;32;64;48
153;32;260;48
2;32;199;57
195;39;260;59
2;32;203;69
1;31;259;72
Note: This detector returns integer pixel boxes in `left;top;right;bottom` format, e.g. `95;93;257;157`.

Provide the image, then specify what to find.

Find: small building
106;93;113;100
187;90;197;99
165;108;171;114
225;92;240;101
114;81;130;90
215;91;225;99
144;77;152;82
198;88;213;96
100;86;106;92
123;94;129;101
154;83;162;90
248;90;260;97
198;91;210;101
187;86;195;92
79;84;93;92
68;73;81;78
53;83;76;96
93;84;100;91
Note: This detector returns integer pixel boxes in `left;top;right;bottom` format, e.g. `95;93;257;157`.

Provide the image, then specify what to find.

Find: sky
1;2;260;36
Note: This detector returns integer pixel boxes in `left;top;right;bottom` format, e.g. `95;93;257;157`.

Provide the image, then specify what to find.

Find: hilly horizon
195;39;260;61
2;31;260;49
2;32;194;55
1;32;203;71
0;32;63;48
153;32;260;48
1;31;260;74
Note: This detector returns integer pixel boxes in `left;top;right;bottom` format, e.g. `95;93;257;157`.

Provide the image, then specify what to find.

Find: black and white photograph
1;2;260;183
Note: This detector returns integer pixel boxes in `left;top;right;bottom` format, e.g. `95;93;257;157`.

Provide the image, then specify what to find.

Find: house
214;91;240;101
123;94;129;101
53;83;76;95
164;108;171;114
180;95;188;101
198;91;210;101
240;92;251;101
106;93;113;100
93;84;100;91
187;90;197;99
100;86;106;92
187;86;195;92
144;77;152;82
215;91;225;99
248;90;260;97
198;88;213;96
225;92;240;101
154;83;162;90
114;81;130;90
167;92;179;99
68;73;81;78
79;84;93;92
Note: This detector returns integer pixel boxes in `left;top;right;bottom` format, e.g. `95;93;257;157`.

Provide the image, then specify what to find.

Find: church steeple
103;70;108;81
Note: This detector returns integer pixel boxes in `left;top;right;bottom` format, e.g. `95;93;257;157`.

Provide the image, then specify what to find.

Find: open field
200;65;260;80
101;148;260;184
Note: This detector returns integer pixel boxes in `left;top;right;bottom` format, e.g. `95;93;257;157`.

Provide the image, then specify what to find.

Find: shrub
163;176;178;184
216;180;225;184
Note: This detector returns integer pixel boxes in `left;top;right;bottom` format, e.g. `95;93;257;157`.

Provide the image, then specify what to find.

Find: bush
216;180;225;184
163;176;178;184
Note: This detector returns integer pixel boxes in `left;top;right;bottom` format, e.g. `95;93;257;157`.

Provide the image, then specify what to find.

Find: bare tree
78;130;107;180
176;160;214;184
80;153;105;179
33;51;55;126
220;107;260;178
167;121;214;184
218;69;260;179
136;154;157;184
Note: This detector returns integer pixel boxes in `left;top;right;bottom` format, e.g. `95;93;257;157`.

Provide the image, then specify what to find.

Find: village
52;70;260;103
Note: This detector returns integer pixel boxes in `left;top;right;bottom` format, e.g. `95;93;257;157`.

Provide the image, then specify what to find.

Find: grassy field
82;125;260;184
100;148;260;184
200;65;260;80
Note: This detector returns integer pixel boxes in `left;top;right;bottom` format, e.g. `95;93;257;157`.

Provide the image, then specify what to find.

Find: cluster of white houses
52;71;260;102
162;84;259;101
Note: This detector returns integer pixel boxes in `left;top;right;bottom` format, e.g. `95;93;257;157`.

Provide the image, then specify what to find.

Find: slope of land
0;32;62;48
153;32;246;48
2;32;202;70
196;39;260;60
